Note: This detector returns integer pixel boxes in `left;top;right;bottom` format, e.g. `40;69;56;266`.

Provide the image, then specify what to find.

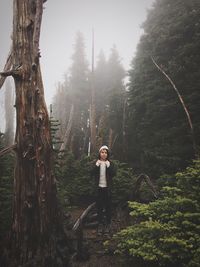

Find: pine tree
107;45;126;159
109;159;200;267
127;0;200;176
69;31;90;157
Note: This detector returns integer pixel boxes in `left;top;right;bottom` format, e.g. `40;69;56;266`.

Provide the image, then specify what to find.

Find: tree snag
1;1;69;266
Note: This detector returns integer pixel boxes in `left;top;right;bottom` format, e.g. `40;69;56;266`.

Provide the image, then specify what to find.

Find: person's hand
96;160;101;166
105;160;110;168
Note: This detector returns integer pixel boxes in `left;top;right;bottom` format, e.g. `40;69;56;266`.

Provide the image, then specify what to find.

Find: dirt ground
68;205;129;267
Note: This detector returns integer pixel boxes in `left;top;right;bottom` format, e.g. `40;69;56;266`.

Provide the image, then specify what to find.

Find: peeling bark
2;1;69;266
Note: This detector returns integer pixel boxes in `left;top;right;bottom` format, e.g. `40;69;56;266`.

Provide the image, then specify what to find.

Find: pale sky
0;0;154;116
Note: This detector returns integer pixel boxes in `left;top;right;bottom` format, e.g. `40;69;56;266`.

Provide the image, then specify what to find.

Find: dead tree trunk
59;104;74;154
0;1;69;266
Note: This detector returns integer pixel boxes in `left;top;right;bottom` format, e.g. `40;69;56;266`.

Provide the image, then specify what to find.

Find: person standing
92;145;116;235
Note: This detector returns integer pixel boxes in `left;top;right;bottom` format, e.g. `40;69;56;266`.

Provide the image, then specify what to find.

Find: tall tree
127;0;200;176
92;46;126;157
107;45;126;159
94;50;109;148
0;1;69;266
95;50;108;114
69;31;90;158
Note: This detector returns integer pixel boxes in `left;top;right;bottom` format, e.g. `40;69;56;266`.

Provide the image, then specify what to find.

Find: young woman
92;145;116;234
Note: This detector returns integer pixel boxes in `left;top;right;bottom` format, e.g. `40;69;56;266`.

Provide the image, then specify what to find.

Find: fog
0;0;154;130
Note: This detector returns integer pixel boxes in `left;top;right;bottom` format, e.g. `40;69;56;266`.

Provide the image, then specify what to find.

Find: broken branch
0;48;13;89
151;56;198;156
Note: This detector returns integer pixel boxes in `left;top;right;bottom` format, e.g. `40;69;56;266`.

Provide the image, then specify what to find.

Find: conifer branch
0;143;17;157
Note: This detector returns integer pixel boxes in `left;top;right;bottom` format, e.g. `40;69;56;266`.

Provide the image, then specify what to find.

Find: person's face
100;149;108;161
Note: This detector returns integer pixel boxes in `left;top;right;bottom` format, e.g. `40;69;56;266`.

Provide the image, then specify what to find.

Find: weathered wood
33;0;43;64
59;104;74;154
132;173;158;200
72;202;96;262
2;1;68;266
73;202;96;231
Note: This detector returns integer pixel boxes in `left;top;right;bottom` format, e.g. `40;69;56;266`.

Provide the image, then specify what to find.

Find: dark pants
96;187;111;224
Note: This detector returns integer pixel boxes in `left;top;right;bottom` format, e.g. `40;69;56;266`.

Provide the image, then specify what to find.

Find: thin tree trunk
108;128;113;149
59;104;74;154
122;97;127;157
1;1;69;266
151;57;198;157
89;30;97;153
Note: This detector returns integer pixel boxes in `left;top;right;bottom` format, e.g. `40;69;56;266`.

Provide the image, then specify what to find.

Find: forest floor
68;205;129;267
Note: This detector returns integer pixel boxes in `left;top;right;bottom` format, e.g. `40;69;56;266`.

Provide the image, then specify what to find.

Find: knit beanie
99;145;109;152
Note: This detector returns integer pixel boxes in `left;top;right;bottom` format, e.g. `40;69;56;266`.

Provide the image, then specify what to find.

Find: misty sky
0;0;155;108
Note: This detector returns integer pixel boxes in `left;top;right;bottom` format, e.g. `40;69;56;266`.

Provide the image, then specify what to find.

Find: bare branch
0;49;13;89
0;143;17;157
0;70;14;77
151;56;198;156
0;64;22;79
132;173;158;200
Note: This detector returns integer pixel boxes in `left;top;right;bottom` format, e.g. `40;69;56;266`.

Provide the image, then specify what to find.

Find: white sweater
96;160;110;188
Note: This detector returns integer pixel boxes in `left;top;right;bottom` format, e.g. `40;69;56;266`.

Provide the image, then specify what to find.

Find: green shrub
108;160;200;267
56;155;137;207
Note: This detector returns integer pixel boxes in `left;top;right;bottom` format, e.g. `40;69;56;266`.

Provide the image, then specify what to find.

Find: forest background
0;0;200;267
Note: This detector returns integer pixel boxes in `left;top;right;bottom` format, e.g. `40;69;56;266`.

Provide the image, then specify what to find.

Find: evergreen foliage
52;35;126;160
111;161;136;205
55;153;136;207
52;31;90;158
0;133;14;239
108;159;200;267
127;0;200;176
94;45;126;159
